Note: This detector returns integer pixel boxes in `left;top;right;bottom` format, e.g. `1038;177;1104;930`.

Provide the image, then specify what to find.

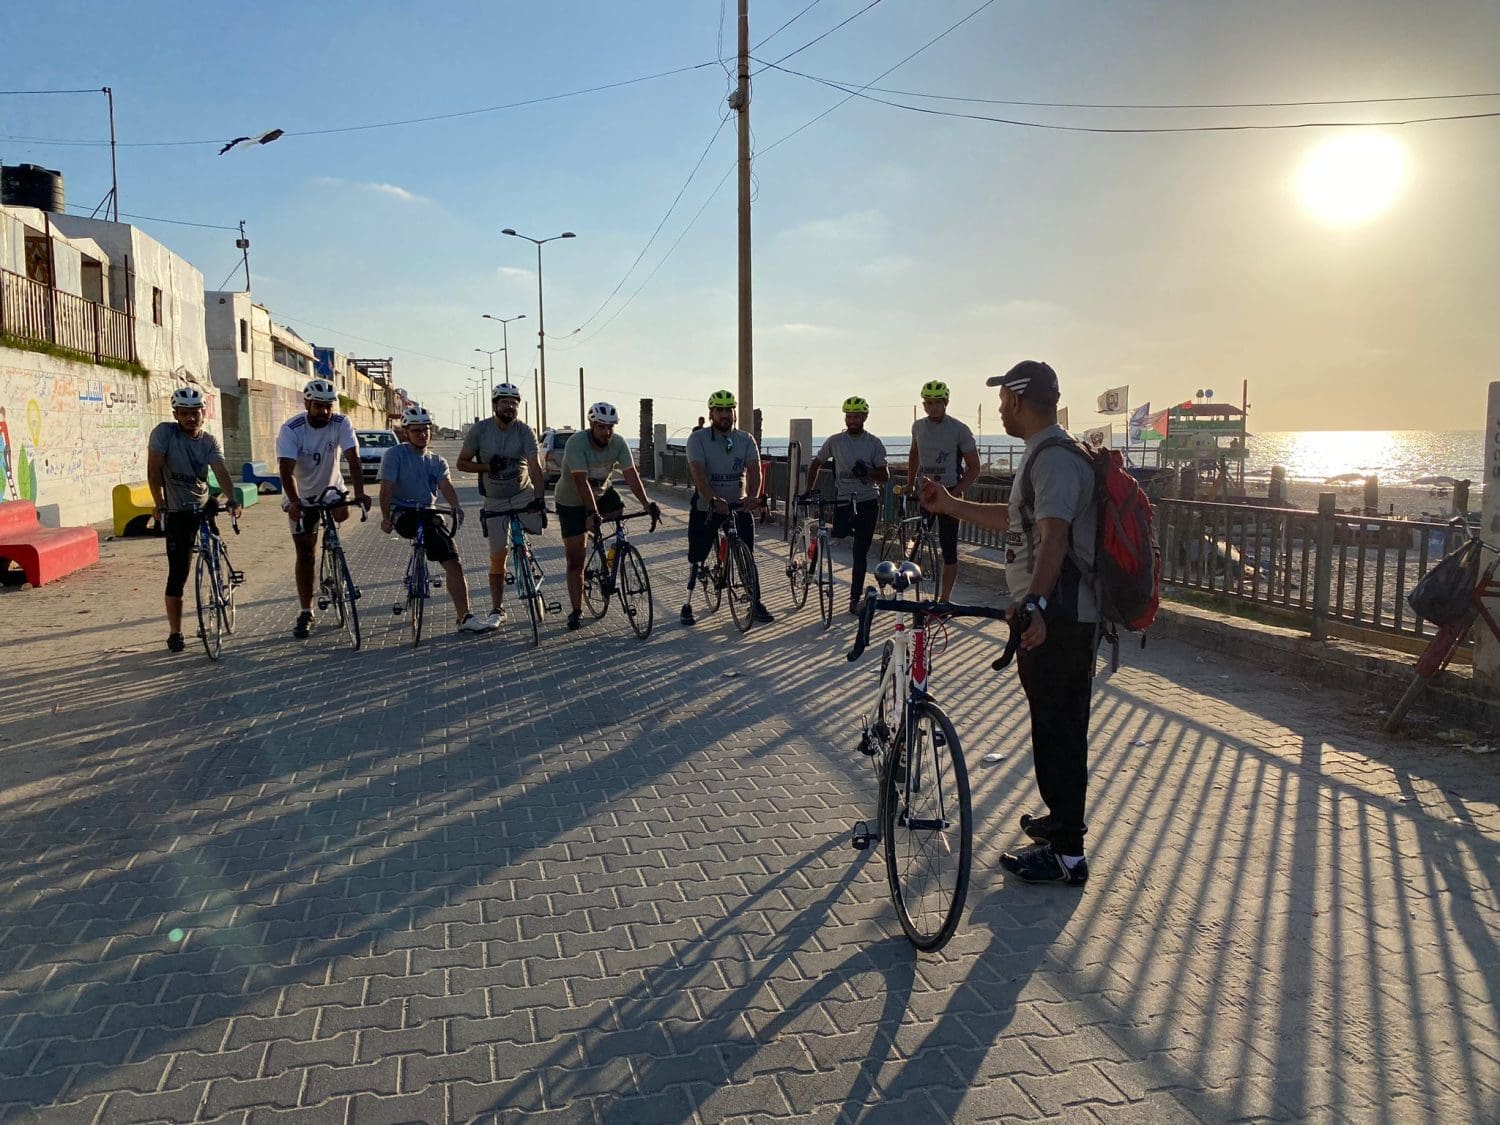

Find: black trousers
841;497;879;600
1015;618;1095;855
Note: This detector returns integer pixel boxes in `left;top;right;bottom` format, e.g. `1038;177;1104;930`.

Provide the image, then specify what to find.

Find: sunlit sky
4;1;1497;436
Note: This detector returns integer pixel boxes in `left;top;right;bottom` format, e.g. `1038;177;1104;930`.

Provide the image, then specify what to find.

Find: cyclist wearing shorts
456;383;546;630
277;377;369;639
379;406;491;634
804;395;889;614
554;402;661;631
680;389;773;627
147;385;241;653
908;379;980;600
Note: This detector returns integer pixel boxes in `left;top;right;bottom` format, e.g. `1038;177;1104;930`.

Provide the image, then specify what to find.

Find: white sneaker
457;613;490;634
487;608;506;629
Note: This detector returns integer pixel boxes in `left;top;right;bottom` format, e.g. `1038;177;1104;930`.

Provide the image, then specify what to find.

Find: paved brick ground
2;446;1498;1123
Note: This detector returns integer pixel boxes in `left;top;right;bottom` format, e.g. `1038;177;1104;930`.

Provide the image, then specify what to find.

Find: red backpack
1021;438;1161;636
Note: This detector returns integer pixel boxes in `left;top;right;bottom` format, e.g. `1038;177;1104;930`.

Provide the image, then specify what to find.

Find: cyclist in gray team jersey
457;382;546;629
804;395;889;613
908;379;981;600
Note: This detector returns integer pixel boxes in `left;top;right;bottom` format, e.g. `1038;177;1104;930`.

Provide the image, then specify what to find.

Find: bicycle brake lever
991;607;1031;672
846;589;878;662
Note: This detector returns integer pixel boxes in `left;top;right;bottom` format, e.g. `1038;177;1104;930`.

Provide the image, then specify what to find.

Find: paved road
1;453;1498;1123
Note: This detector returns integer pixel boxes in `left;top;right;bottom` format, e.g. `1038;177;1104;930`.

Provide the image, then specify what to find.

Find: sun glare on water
1297;133;1407;226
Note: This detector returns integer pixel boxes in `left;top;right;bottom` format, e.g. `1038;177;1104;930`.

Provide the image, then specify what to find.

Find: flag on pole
1128;403;1149;442
1096;386;1129;414
1083;423;1113;450
1057;406;1069;432
1142;408;1169;441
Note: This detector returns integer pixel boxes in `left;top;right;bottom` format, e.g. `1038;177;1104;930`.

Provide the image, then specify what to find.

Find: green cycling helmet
841;395;870;415
920;380;950;401
707;389;737;409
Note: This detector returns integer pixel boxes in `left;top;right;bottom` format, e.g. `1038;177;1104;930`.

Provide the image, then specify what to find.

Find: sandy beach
1249;479;1484;521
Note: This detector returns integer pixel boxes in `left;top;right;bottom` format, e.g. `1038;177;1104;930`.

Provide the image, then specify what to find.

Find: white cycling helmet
303;377;338;403
170;386;205;409
401;405;433;426
491;382;521;402
587;401;619;425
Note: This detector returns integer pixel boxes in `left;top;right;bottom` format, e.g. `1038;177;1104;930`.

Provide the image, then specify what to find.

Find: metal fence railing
0;267;137;365
1159;497;1471;643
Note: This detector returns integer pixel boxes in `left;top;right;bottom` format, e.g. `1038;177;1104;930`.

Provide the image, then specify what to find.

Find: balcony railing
0;267;136;365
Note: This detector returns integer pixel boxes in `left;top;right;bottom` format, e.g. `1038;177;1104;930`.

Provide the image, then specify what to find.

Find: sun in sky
1296;132;1408;226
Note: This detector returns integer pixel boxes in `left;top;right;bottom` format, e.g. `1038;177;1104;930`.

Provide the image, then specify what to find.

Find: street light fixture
500;228;575;431
467;372;486;424
481;313;526;380
473;347;503;380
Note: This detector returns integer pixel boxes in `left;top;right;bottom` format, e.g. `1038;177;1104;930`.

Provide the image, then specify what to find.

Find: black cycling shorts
393;510;457;564
556;486;624;539
162;510;203;598
688;503;755;565
925;511;960;566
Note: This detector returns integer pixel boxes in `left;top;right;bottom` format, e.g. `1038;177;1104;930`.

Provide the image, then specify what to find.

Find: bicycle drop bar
304;489;370;520
846;591;1013;663
393;502;459;531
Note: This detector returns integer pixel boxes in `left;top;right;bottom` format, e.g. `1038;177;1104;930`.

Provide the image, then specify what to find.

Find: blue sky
6;1;1498;437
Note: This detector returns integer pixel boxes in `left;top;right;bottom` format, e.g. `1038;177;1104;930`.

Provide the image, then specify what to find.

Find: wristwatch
1023;594;1048;613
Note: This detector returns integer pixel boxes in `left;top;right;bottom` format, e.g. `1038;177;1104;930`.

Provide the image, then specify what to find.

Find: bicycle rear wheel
787;524;811;610
883;700;971;953
582;540;610;619
727;538;757;634
514;546;541;647
408;553;426;648
335;548;362;650
195;546;223;661
817;531;835;629
618;544;654;640
913;529;941;596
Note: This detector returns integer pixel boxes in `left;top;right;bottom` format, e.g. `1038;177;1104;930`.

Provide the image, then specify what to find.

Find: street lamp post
474;348;503;381
482;313;526;381
500;228;575;433
467;372;486;424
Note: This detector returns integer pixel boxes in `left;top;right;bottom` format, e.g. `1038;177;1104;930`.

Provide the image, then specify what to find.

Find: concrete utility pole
578;367;585;429
735;0;754;426
236;221;251;291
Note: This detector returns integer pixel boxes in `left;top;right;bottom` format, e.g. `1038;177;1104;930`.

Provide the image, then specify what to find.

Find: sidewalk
1;458;1497;1123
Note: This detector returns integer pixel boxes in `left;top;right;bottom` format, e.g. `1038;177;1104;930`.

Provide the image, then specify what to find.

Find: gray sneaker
457;612;490;634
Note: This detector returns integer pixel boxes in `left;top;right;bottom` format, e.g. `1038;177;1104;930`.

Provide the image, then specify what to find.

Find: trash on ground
981;752;1005;763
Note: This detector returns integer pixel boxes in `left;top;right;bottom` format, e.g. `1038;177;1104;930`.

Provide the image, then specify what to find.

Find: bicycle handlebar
301;488;370;520
846;589;1014;663
392;502;459;532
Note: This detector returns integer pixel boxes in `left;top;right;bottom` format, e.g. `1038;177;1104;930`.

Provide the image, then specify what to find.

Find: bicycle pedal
851;821;876;851
229;571;245;584
431;578;443;588
316;598;329;610
392;605;403;615
857;732;877;757
546;601;562;615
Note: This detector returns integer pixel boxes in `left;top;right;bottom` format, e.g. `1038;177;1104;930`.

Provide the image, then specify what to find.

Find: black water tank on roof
1;164;66;213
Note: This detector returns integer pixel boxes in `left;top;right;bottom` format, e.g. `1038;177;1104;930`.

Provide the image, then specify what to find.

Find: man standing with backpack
920;360;1099;885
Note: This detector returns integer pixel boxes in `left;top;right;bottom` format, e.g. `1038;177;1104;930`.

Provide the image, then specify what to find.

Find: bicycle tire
1383;614;1472;732
879;520;904;564
217;541;237;635
619;544;654;640
883;700;971;953
818;530;835;629
322;544;347;629
582;540;610;619
336;548;362;650
727;537;757;634
194;545;223;661
515;545;541;647
701;545;724;614
788;524;811;610
409;552;426;649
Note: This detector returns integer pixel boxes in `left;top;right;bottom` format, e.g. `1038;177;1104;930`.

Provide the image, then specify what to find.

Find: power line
769;68;1500;132
754;0;884;72
0;60;719;149
757;65;1500;110
751;0;828;51
0;88;103;96
61;201;238;231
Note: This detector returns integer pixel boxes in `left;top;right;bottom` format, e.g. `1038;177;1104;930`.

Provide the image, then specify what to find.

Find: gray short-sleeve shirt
462;419;538;510
149;422;223;512
1004;424;1099;622
814;430;888;502
910;415;977;487
379;444;450;508
554;431;633;508
687;426;759;506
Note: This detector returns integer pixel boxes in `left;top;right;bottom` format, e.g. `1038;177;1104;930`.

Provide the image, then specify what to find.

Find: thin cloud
497;266;534;281
313;176;430;204
780;322;838;337
776;209;886;243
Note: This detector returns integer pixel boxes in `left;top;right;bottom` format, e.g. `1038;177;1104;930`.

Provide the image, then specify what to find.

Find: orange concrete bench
0;500;100;587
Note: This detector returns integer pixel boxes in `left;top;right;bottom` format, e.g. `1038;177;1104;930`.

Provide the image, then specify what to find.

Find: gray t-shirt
148;422;223;512
462;418;538;510
379;444;450;508
554;431;633;508
911;415;977;487
815;430;888;502
687;426;759;506
1005;424;1099;622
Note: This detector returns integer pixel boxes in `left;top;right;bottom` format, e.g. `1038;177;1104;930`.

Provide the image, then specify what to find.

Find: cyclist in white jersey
277;377;370;639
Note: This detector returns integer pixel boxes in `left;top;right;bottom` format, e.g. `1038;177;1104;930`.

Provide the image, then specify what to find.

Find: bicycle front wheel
912;529;941;596
883;700;971;953
582;540;610;619
514;546;541;647
195;546;223;661
336;549;362;650
787;525;810;610
817;531;835;629
727;538;757;634
321;544;347;629
618;544;654;640
217;542;237;635
408;554;426;649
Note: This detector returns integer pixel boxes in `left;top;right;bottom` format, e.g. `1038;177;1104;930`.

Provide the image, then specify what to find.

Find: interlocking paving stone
3;465;1499;1122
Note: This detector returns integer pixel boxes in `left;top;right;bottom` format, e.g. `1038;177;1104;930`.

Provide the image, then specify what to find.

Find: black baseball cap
986;360;1060;403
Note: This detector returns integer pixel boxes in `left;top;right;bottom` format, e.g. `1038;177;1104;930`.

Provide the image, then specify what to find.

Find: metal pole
533;368;540;429
237;220;251;291
579;367;585;429
103;87;119;221
536;243;548;432
502;319;510;380
736;0;754;425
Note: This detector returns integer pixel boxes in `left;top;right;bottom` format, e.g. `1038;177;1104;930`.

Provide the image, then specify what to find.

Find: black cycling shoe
292;611;314;640
166;633;185;653
753;602;774;625
1020;812;1052;842
566;610;582;631
999;842;1088;886
680;603;696;626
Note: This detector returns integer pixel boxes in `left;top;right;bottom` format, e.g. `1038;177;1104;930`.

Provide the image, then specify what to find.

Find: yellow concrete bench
112;481;156;537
